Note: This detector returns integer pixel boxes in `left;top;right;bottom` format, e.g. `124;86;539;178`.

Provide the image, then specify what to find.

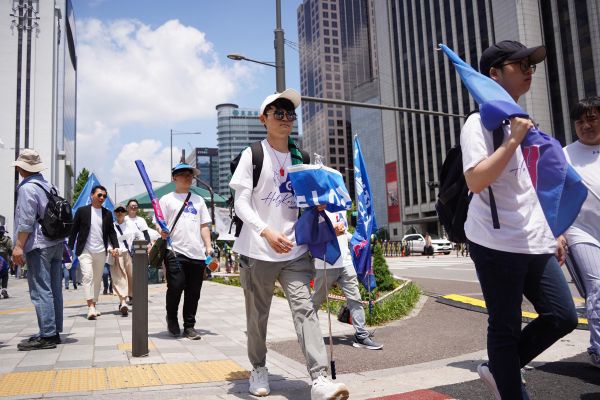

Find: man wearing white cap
230;89;349;399
11;149;64;350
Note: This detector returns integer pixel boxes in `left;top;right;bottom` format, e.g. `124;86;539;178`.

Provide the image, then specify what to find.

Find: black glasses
266;110;297;122
96;193;107;199
500;60;536;74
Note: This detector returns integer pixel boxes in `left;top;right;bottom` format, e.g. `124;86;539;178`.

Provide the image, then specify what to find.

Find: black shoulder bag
148;192;191;267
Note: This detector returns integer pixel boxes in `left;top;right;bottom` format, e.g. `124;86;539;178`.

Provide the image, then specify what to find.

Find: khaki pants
111;252;133;300
240;252;328;379
79;251;106;302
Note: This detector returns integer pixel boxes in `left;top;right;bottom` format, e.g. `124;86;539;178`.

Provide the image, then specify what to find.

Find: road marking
438;294;588;328
368;389;455;399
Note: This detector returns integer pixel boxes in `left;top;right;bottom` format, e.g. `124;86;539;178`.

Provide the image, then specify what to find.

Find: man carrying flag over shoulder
458;41;578;399
229;89;349;400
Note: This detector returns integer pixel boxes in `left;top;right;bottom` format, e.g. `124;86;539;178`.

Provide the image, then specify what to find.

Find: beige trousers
79;251;106;303
111;252;133;300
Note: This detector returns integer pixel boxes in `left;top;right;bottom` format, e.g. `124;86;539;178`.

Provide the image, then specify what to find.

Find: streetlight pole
170;130;202;171
114;183;133;204
274;0;285;92
227;1;286;93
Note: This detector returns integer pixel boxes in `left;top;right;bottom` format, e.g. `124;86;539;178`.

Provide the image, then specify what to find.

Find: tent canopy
130;182;227;208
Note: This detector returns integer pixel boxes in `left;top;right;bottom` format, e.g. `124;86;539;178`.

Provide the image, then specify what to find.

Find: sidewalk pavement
0;272;590;399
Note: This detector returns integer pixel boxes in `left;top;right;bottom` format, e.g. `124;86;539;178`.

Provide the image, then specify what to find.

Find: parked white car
402;234;454;255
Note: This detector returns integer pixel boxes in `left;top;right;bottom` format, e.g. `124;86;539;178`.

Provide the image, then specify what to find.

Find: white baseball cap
259;88;301;114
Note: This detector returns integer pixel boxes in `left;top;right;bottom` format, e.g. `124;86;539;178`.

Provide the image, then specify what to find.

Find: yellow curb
440;294;588;326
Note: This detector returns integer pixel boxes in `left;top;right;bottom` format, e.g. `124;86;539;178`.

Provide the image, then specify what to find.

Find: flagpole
323;250;336;379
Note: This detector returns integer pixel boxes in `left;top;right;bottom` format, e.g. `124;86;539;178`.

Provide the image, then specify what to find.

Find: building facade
0;0;77;234
185;147;220;193
215;103;301;195
368;0;600;239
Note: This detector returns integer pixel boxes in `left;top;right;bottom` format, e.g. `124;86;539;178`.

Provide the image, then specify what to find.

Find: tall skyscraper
370;0;600;239
216;103;301;195
298;0;355;198
0;0;77;234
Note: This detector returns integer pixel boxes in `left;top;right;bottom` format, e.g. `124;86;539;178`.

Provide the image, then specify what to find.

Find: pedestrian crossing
385;255;474;270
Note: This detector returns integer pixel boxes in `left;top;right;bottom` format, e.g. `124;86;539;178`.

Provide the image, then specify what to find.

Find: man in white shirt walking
229;89;349;400
157;163;213;340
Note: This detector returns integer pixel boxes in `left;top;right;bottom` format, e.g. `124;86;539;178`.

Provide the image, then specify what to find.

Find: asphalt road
269;255;597;399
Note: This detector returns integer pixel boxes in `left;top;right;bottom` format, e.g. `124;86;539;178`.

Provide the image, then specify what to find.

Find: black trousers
164;250;206;328
0;268;8;289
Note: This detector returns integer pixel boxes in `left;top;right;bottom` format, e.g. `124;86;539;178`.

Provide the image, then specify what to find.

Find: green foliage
375;228;390;241
372;243;398;292
136;208;155;229
72;168;89;205
365;282;420;326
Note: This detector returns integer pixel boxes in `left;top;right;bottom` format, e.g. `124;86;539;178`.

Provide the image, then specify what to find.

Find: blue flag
351;137;377;291
72;173;115;214
288;164;352;264
439;44;587;237
287;164;352;211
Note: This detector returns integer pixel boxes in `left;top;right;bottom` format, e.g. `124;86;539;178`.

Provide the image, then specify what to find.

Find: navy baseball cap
479;40;546;77
171;163;199;177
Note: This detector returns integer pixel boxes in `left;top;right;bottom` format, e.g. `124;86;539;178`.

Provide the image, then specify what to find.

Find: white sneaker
248;366;270;396
477;363;501;400
87;307;97;320
311;374;349;400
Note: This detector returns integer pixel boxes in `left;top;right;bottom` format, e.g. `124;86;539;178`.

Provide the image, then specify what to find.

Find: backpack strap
29;181;54;225
487;124;506;230
250;141;264;188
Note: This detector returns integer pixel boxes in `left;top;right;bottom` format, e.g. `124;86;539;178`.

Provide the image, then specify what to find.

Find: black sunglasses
500;59;536;74
267;110;297;122
96;193;107;199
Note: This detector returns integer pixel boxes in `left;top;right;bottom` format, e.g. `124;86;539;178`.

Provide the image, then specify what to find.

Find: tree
136;208;155;229
72;168;89;206
371;242;397;292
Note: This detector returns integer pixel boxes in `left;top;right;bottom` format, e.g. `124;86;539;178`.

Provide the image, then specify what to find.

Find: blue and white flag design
287;164;352;212
439;44;587;237
288;164;352;265
351;137;377;291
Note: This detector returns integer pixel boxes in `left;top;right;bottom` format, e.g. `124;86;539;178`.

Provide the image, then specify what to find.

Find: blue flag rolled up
351;137;377;291
438;44;587;237
288;164;352;265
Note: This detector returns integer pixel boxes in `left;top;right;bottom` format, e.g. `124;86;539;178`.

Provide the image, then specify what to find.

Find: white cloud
75;18;254;196
109;139;177;203
77;18;251;126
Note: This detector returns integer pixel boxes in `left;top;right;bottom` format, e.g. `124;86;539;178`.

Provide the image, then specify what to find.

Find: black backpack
30;182;73;240
435;114;504;243
227;141;310;237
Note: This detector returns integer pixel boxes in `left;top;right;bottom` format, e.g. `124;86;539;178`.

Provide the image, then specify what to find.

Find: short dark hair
127;199;139;207
91;185;107;195
570;96;600;121
262;98;295;115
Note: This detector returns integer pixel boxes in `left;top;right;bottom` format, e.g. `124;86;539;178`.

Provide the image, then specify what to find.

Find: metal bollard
132;240;149;357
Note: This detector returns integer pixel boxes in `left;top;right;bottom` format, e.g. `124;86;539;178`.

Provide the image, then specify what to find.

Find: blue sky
72;0;303;201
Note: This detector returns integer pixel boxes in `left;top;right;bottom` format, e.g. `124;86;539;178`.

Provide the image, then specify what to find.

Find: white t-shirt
461;114;555;254
313;210;352;269
563;141;600;248
85;206;106;253
158;191;210;260
229;139;307;261
114;219;143;253
125;215;149;234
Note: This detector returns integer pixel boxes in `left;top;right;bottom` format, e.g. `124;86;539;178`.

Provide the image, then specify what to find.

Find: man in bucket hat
157;163;213;340
11;149;65;350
